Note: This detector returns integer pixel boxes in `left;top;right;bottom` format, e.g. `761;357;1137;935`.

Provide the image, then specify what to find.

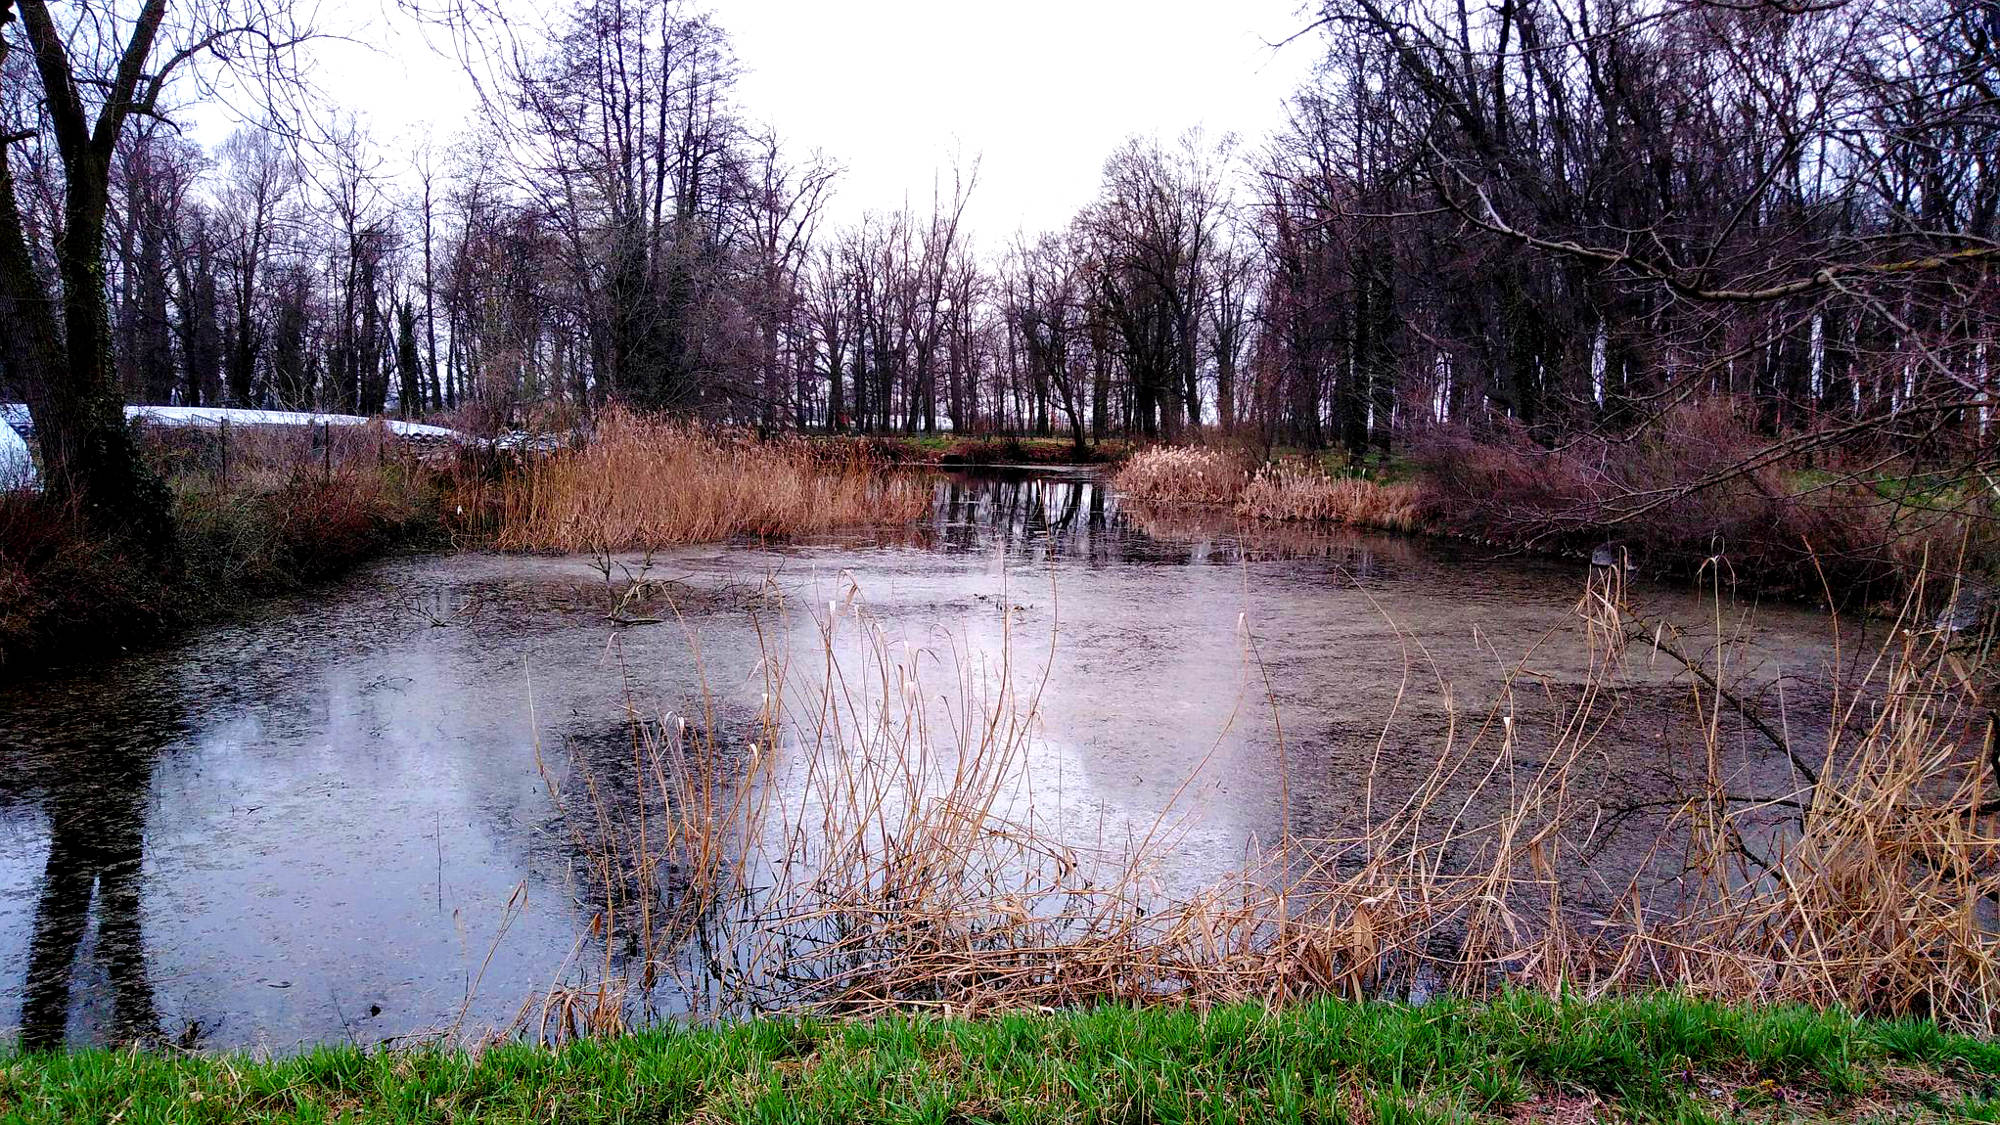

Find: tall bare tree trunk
0;0;175;554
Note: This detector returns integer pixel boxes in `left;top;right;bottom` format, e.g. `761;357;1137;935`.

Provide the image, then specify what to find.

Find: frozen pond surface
0;470;1849;1049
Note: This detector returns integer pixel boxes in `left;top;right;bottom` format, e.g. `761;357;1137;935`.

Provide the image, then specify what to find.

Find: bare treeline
1264;0;1998;462
2;0;1995;530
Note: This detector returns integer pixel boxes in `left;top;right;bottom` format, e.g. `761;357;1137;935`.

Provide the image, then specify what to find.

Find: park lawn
6;991;2000;1124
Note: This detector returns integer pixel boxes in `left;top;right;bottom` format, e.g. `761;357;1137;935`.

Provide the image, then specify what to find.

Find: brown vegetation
533;569;2000;1040
1111;446;1249;506
1410;402;1977;597
0;422;440;676
1113;400;1992;598
465;411;931;553
1112;444;1430;535
1237;461;1429;534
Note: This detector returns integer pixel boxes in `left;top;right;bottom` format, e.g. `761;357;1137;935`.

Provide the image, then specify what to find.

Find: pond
0;468;1851;1050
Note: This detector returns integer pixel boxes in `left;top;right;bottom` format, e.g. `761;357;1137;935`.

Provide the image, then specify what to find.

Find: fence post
323;421;332;484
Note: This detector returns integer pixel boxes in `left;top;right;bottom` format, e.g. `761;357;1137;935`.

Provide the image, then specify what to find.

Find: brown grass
1114;447;1429;534
1237;461;1430;533
1110;446;1250;505
0;422;442;675
467;410;931;552
523;561;2000;1041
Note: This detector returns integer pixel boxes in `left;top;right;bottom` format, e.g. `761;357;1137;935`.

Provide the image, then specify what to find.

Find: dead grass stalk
471;411;930;552
527;566;2000;1042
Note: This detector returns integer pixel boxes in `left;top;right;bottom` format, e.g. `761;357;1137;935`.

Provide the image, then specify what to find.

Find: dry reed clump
1110;446;1249;505
1113;447;1430;534
525;570;2000;1041
1237;462;1431;533
1622;593;2000;1028
473;411;931;552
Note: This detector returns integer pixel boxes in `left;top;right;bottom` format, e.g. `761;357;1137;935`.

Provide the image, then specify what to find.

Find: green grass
1788;464;1999;519
6;992;1999;1123
1305;449;1421;484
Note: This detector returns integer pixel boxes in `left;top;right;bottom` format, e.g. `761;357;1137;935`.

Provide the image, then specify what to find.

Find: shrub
473;410;931;552
0;493;173;674
1111;446;1249;505
1411;399;1959;596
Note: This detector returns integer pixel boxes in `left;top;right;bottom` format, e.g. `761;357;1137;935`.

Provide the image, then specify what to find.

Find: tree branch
1434;154;2000;304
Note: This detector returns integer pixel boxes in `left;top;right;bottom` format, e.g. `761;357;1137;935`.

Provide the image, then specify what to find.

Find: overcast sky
253;1;1322;243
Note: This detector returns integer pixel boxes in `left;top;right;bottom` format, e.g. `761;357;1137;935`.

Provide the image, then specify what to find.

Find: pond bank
6;992;1997;1124
1;417;945;680
0;451;444;682
1113;429;1997;608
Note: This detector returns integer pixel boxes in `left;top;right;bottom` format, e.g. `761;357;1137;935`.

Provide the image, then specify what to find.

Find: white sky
217;1;1323;244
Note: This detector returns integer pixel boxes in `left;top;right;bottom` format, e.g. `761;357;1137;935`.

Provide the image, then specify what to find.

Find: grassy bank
9;992;2000;1123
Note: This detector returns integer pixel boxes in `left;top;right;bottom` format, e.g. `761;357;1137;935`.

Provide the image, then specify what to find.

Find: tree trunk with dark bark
0;0;175;557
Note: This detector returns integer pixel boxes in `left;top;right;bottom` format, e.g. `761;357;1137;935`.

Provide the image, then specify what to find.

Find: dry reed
1113;447;1430;534
524;566;2000;1042
471;411;931;552
1110;446;1249;505
1237;462;1430;533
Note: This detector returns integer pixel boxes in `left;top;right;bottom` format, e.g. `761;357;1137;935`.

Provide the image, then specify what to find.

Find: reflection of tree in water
932;471;1112;560
931;468;1436;571
1118;498;1428;573
0;674;176;1053
19;739;161;1050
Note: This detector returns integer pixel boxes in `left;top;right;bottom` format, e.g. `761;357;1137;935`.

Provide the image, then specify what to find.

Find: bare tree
214;125;295;407
1083;131;1232;439
0;0;308;545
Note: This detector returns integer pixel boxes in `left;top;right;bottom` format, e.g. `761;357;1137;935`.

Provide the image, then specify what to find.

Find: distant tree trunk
395;300;423;416
171;215;224;407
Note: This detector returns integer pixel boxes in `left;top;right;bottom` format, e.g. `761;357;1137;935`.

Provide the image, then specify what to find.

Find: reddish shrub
1412;400;1953;597
0;493;173;674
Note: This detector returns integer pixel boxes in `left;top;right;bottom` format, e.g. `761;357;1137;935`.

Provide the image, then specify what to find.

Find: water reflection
928;468;1428;576
20;740;161;1049
931;470;1111;561
0;468;1848;1050
0;688;182;1051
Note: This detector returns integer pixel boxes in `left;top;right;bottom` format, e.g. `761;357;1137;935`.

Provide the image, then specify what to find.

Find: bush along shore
0;414;939;679
1114;402;1999;604
0;422;448;680
7;993;2000;1124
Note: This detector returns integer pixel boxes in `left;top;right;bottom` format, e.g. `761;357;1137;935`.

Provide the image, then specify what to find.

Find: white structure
0;404;565;480
0;412;34;489
122;405;465;441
